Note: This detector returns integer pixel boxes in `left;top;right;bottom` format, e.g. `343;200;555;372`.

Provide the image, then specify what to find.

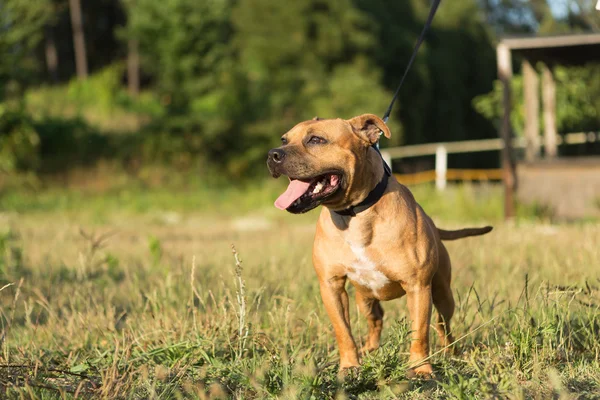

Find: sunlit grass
0;183;598;398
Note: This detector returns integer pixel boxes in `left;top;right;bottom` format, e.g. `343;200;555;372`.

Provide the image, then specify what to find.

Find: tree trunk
69;0;88;79
523;60;539;162
45;25;59;82
127;39;140;96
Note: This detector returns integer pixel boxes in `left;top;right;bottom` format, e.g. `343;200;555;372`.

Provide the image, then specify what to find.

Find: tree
0;0;53;99
231;0;397;136
68;0;88;79
124;0;233;112
120;0;140;96
355;0;497;150
567;0;600;31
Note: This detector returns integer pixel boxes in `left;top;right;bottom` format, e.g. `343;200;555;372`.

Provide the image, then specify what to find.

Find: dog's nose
268;148;286;164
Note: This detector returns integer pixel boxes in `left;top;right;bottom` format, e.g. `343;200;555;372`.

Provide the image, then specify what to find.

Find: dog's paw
337;365;360;380
406;363;436;380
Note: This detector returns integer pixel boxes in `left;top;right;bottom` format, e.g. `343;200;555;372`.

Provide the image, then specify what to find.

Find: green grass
1;179;520;223
0;182;599;398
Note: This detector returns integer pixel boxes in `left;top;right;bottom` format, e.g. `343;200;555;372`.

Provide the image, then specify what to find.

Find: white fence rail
380;131;600;190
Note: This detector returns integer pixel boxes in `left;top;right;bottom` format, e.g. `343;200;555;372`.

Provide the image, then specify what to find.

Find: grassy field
0;182;599;399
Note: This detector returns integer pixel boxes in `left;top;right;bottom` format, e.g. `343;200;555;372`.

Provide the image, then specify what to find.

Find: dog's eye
308;136;327;145
281;137;288;145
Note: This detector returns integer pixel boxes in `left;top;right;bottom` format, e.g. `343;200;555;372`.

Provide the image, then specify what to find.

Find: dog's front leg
319;276;359;369
406;285;434;376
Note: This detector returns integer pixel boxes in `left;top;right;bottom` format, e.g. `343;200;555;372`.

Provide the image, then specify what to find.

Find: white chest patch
347;245;390;292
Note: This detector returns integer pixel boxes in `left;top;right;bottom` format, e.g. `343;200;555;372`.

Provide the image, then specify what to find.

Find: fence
380;131;600;190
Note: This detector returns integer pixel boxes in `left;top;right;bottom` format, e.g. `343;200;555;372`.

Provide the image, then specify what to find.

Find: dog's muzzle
267;148;286;178
268;148;285;164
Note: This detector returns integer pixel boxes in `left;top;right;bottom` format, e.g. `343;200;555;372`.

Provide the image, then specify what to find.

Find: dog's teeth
313;182;324;194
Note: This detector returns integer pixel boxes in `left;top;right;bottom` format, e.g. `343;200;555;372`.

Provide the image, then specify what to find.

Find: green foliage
555;64;600;132
0;228;24;284
474;63;600;135
0;105;40;173
124;0;234;115
120;0;402;175
25;65;165;131
355;0;497;145
148;236;163;265
473;77;525;135
306;59;403;143
0;0;53;99
1;0;599;179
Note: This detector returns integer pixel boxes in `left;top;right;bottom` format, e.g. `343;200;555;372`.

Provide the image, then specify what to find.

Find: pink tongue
274;179;311;210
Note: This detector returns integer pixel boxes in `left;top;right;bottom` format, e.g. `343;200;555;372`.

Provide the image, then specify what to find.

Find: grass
0;182;599;398
1;175;531;223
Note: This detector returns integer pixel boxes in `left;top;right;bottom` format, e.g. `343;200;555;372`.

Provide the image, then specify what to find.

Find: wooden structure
379;33;600;220
496;33;600;219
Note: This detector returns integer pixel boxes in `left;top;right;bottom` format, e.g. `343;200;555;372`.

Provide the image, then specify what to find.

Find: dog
267;113;492;376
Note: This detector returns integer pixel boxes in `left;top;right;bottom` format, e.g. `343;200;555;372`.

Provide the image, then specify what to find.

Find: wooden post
69;0;88;79
541;64;557;158
496;43;517;220
435;145;447;191
522;60;539;162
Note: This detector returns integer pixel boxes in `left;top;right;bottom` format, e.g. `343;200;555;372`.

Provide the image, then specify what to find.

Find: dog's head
267;114;391;214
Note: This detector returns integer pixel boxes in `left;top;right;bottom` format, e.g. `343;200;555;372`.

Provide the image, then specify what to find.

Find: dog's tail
437;226;493;241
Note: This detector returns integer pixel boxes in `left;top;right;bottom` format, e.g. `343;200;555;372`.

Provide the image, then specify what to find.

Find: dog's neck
329;147;388;216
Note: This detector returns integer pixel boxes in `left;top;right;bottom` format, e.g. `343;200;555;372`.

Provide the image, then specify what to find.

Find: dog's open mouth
275;173;342;213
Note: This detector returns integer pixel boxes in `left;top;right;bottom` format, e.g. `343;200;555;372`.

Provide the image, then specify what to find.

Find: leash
381;0;442;124
335;0;442;217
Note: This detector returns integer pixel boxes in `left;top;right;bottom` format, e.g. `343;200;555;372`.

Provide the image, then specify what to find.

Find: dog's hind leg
405;283;434;375
355;291;384;354
432;243;456;352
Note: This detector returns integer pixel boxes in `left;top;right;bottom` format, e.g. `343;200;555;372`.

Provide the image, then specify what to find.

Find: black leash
335;0;442;217
382;0;442;123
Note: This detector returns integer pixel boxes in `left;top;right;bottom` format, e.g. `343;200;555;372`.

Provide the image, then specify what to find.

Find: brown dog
267;114;492;376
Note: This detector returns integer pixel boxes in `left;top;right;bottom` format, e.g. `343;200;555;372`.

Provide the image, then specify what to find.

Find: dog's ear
347;114;391;145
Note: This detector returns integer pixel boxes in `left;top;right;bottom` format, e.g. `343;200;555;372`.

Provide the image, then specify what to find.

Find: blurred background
1;2;600;397
0;0;599;219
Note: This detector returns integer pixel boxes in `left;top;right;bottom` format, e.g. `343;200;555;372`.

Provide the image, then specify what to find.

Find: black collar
333;145;391;217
